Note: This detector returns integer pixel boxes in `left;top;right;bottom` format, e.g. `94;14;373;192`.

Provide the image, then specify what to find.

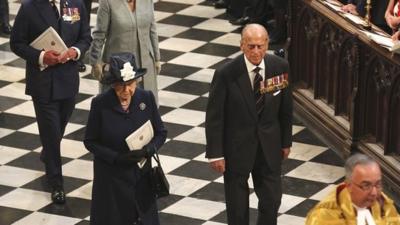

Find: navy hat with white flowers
101;52;147;84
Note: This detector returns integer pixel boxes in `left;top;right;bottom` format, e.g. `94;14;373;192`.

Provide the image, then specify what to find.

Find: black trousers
33;97;75;188
224;148;282;225
0;0;10;25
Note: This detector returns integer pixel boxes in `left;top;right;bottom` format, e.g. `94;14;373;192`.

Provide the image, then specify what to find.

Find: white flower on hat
120;62;136;81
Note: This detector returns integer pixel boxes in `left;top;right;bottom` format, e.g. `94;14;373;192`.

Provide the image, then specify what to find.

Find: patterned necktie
253;66;264;116
50;0;60;19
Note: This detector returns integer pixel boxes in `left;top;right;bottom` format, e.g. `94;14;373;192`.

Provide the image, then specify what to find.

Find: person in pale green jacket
89;0;161;103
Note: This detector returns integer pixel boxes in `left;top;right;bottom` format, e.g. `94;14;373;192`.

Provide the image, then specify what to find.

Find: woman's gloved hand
114;150;147;165
155;61;161;74
142;144;157;158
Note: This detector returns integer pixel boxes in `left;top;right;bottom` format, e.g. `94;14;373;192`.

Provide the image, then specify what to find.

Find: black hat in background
101;52;147;84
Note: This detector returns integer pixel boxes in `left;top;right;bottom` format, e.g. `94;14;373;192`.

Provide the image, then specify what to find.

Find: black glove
114;150;147;165
142;144;157;158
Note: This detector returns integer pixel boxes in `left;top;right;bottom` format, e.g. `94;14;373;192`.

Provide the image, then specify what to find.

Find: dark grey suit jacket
205;53;293;174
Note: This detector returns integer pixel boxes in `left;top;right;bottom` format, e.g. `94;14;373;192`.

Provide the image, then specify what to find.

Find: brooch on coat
139;102;146;110
260;73;289;94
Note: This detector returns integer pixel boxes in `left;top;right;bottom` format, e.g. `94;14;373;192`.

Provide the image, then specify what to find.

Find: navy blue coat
10;0;91;100
84;88;167;225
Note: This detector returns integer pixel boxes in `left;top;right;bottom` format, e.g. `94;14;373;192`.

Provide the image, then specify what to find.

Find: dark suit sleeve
279;63;293;149
84;97;119;165
10;3;42;65
147;91;167;151
73;1;92;58
205;69;226;158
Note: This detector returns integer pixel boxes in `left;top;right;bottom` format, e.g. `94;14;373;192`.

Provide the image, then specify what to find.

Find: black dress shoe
214;0;227;9
78;61;86;72
229;16;250;26
51;188;66;204
1;24;12;35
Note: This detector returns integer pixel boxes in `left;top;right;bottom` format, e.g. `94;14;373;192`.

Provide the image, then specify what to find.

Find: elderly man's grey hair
344;153;378;182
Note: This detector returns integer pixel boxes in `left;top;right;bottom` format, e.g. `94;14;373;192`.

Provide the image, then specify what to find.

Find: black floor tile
190;182;225;202
159;14;207;27
163;122;192;140
181;97;208;111
75;93;93;105
156;194;184;211
158;106;175;116
158;212;205;225
310;149;344;167
0;42;11;51
175;29;225;42
282;177;328;198
38;197;91;219
154;1;191;13
281;158;304;175
193;43;240;57
6;151;45;171
0;184;14;197
0;206;31;225
4;58;26;68
64;127;86;142
160;49;185;62
69;109;89;125
292;129;325;146
0;80;11;88
209;58;233;70
164;80;209;95
0;131;42;150
0;96;26;112
160;63;201;79
0;113;36;130
160;140;204;159
170;160;221;181
285;199;319;217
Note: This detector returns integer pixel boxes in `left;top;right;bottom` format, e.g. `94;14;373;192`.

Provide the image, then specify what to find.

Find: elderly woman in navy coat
84;52;167;225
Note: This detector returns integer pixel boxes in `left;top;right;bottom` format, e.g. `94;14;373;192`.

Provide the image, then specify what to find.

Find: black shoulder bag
151;152;170;198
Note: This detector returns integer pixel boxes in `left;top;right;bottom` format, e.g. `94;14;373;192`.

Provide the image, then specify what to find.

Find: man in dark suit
0;0;11;34
10;0;91;204
205;23;292;225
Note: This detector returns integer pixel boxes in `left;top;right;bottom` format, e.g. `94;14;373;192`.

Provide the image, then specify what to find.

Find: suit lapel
34;0;60;31
236;56;257;121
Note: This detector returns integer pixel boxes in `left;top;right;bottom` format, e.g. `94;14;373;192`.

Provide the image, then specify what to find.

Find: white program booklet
30;27;68;53
125;120;154;168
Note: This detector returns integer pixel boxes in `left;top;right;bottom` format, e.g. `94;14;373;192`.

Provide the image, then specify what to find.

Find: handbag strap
152;151;162;167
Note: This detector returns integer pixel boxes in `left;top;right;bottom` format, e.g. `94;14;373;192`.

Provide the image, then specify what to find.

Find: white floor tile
4;101;36;118
60;139;88;159
158;90;198;108
167;174;210;196
157;155;189;174
157;75;181;90
67;181;93;200
162;197;225;220
194;19;239;32
0;83;31;100
0;146;30;165
0;165;44;187
177;5;224;18
159;38;206;52
289;142;327;161
62;159;93;180
0;188;51;211
211;33;241;46
278;214;307;225
162;108;205;126
12;212;81;225
174;127;206;145
169;52;224;68
286;162;344;183
156;24;189;37
0;65;25;82
185;68;215;83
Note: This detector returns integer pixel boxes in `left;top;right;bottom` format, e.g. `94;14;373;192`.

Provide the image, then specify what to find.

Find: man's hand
58;48;78;64
43;50;60;66
386;14;400;29
392;31;400;41
210;159;225;173
282;148;291;160
341;4;358;15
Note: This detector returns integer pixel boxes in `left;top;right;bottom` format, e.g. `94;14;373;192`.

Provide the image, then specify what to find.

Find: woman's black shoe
1;24;12;35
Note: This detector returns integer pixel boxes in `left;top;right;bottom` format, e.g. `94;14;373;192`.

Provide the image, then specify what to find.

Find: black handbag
151;152;170;198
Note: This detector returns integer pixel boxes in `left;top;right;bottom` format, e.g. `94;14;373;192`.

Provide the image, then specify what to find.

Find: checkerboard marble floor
0;0;347;224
